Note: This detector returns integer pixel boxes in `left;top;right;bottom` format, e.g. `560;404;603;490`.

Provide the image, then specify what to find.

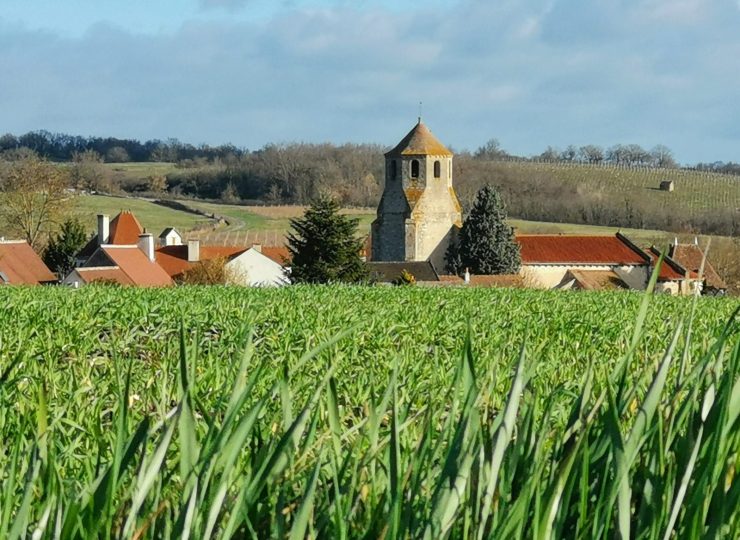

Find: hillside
99;157;739;236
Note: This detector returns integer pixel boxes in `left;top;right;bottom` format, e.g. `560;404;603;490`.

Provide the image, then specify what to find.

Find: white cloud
0;1;739;161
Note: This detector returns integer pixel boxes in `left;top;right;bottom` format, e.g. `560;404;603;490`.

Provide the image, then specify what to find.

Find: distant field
103;161;178;184
488;160;740;213
72;195;211;235
101;160;739;218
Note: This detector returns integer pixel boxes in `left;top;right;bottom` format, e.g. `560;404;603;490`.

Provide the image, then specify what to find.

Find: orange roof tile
101;246;173;287
260;246;291;265
78;210;146;258
646;247;687;281
155;245;247;277
669;244;727;290
75;267;134;286
108;211;144;244
516;234;648;265
436;274;523;288
386;120;453;157
0;241;57;285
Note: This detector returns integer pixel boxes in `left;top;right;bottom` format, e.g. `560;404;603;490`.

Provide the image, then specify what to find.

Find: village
0;120;727;295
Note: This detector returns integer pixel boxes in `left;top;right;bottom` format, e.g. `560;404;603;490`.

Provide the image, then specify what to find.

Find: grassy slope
101;159;740;216
72;195;211;235
487;160;740;212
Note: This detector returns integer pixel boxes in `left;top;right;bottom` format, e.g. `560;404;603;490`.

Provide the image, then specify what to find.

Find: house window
390;160;397;179
411;159;420;178
434;160;441;178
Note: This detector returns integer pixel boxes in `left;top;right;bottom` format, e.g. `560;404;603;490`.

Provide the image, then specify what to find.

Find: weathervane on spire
418;101;423;123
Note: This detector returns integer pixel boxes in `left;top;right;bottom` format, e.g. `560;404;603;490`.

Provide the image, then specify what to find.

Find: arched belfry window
390;160;397;179
434;160;441;178
411;159;420;178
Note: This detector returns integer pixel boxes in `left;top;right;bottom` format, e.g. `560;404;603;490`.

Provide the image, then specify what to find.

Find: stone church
371;119;462;270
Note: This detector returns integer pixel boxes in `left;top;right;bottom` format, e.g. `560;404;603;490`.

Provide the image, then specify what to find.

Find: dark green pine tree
287;197;369;284
43;218;88;278
455;185;521;275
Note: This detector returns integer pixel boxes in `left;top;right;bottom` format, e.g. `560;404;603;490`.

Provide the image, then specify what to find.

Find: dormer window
411;159;420;178
434;160;441;178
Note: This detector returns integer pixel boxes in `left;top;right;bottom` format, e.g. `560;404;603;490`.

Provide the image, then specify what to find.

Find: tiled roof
669;244;727;290
437;274;523;288
565;270;628;290
75;267;134;286
0;241;57;285
367;261;440;282
155;245;247;277
78;211;145;258
99;246;173;287
516;234;649;265
109;211;144;244
385;120;453;157
260;246;291;265
646;247;688;281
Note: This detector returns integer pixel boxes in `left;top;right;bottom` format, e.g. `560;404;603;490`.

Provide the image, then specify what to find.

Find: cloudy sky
1;0;739;163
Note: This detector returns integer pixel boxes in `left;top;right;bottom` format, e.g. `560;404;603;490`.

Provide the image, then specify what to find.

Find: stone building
371;119;462;270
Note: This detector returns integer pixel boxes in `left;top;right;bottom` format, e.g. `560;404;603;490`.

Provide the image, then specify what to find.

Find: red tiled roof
75;267;134;286
646;247;688;281
155;245;247;277
100;246;173;287
670;244;727;290
260;246;291;265
0;241;57;285
516;234;648;265
78;211;146;258
109;211;144;244
437;274;523;288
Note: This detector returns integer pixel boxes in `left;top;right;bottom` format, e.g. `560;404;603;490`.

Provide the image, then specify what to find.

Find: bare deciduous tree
0;154;72;249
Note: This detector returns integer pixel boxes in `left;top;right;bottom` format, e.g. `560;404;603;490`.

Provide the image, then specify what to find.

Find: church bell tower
371;119;462;270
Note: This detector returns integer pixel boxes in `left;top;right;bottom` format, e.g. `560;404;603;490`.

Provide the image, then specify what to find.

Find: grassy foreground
0;286;738;538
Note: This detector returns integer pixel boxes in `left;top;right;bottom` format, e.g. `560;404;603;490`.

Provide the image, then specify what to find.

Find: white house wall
226;249;289;287
521;264;649;290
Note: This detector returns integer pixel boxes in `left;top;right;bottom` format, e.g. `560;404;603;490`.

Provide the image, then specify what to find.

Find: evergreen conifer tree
43;218;87;278
287;197;368;284
449;185;521;275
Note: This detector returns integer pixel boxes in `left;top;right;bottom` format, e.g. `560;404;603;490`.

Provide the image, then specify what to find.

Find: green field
72;195;212;235
1;286;738;537
103;161;179;185
487;160;740;213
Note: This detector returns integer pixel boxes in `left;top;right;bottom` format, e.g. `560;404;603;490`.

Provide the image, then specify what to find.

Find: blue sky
1;0;739;163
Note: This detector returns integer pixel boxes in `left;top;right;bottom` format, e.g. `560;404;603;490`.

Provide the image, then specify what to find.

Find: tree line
4;129;740;174
0;130;245;163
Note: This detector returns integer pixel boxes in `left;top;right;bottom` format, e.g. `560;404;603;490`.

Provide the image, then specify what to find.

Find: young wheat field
0;285;738;538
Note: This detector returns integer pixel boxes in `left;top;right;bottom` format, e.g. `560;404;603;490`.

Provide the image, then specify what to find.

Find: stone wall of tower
403;154;461;269
371;150;462;270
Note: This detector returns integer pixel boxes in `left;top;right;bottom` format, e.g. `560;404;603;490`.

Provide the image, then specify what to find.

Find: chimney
137;233;155;262
252;243;262;253
187;240;200;262
97;214;110;245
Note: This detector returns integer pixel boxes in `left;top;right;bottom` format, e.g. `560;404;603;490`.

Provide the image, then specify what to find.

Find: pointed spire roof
386;119;453;157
